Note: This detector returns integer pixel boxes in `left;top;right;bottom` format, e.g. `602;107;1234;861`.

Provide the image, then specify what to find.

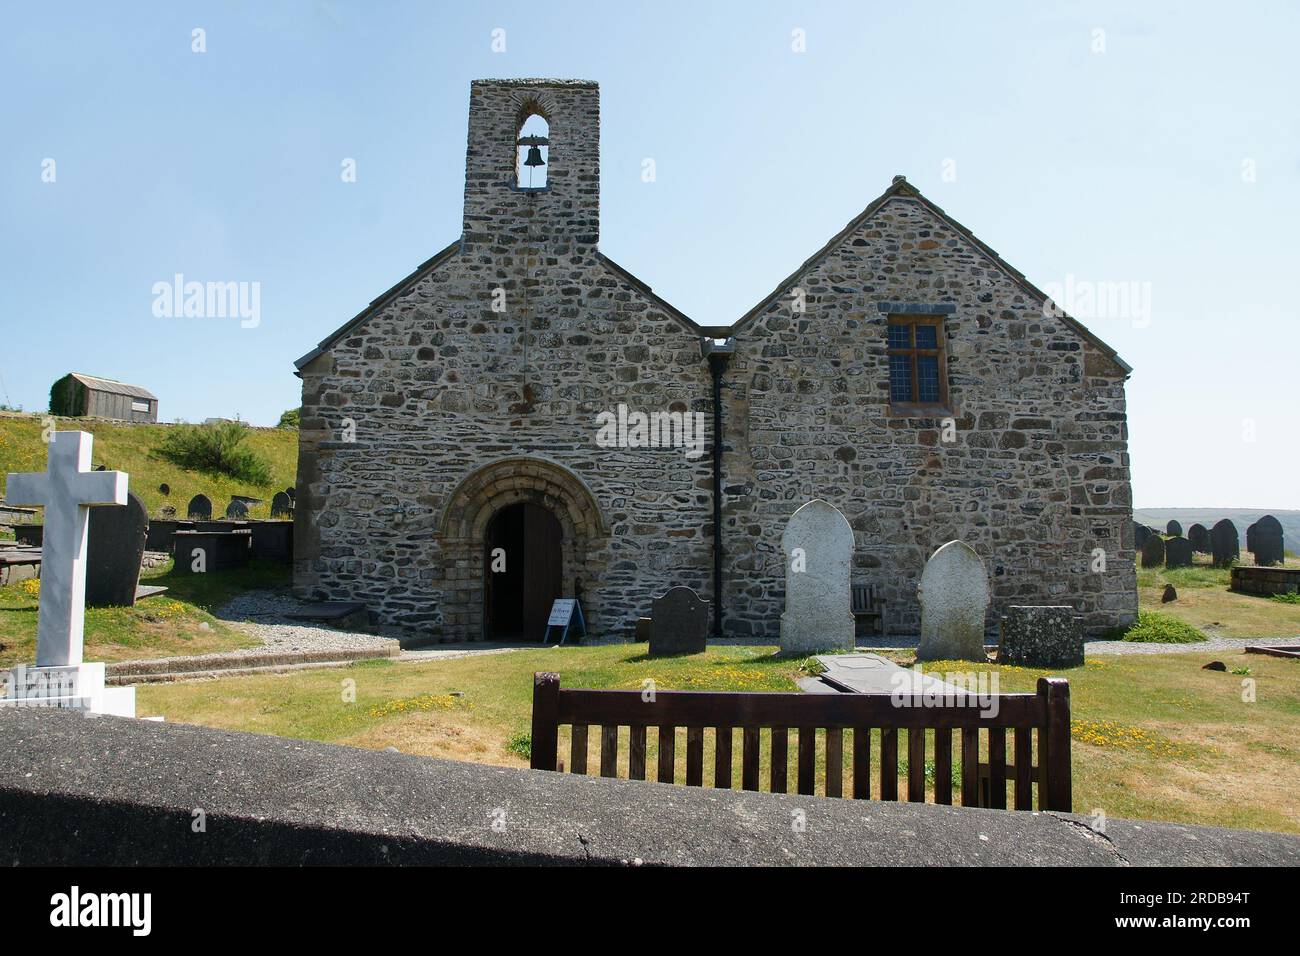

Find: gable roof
729;176;1131;374
295;240;462;370
68;373;156;401
295;241;708;372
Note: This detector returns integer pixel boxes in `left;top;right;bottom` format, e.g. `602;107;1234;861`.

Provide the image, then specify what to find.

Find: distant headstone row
184;488;296;521
1133;516;1283;569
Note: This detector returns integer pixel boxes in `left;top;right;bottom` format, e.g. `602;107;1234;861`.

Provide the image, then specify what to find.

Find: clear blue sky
2;1;1297;509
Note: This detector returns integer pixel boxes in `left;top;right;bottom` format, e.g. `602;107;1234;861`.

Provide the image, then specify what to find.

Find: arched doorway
484;502;563;640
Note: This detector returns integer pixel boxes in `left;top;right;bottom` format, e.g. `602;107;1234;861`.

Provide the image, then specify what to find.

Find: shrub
1118;611;1207;644
277;407;300;429
157;421;271;484
505;732;531;760
1270;592;1300;605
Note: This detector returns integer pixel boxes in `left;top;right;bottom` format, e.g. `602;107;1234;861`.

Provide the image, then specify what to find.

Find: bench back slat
529;672;1072;812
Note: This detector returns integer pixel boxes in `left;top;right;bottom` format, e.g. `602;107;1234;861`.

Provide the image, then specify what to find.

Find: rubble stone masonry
294;79;1136;641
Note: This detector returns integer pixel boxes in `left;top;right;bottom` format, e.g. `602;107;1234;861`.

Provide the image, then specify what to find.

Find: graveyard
5;7;1300;898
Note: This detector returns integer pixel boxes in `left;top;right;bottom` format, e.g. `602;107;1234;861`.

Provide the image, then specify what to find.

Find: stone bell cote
462;79;601;246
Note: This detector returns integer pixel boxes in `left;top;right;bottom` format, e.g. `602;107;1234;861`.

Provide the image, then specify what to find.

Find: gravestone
1140;535;1165;568
173;530;251;573
648;586;709;656
0;431;136;716
916;540;990;662
285;486;296;501
997;606;1084;668
1211;519;1239;568
158;483;169;496
187;494;212;519
85;491;148;607
1252;515;1284;567
270;491;293;517
1165;519;1183;538
779;499;855;655
250;521;293;561
1133;521;1151;549
1188;523;1209;554
1164;536;1193;569
226;498;249;519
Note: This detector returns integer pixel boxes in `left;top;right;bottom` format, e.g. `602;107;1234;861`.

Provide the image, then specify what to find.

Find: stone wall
719;185;1135;636
295;79;1136;640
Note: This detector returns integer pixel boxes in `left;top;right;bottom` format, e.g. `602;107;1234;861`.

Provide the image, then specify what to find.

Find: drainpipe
702;337;735;640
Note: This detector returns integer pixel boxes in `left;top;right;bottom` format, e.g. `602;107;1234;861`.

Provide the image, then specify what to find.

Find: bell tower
462;79;600;246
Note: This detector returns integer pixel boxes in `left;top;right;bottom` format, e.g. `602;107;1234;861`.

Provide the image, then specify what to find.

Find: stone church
293;78;1136;642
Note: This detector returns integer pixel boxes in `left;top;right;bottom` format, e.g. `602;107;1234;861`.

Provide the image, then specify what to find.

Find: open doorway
484;502;562;640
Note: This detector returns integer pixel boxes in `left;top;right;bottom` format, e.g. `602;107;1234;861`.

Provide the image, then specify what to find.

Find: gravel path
213;590;401;656
1082;636;1291;656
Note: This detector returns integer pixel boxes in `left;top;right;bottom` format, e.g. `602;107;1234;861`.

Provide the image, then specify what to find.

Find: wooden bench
530;672;1071;811
851;583;887;637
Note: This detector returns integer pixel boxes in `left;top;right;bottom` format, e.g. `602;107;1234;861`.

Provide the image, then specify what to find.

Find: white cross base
3;431;136;718
0;663;136;717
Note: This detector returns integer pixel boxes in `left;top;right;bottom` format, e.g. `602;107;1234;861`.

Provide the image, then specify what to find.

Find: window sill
887;404;955;419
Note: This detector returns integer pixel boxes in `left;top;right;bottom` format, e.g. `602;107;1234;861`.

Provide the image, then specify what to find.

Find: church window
886;316;950;412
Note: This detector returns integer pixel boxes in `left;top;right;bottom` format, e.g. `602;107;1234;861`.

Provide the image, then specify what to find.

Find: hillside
1134;508;1300;550
0;413;298;519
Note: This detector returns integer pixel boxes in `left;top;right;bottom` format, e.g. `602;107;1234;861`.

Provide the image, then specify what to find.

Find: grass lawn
0;412;298;519
1137;555;1300;637
0;560;288;667
138;642;1300;834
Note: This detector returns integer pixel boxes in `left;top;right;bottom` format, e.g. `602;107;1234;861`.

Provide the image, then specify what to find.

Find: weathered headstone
187;494;212;519
285;486;296;501
1133;521;1151;549
1165;519;1183;538
1252;515;1284;567
1164;535;1193;569
0;431;136;716
916;540;990;662
1162;584;1177;603
1246;522;1257;557
1140;535;1165;568
270;491;293;517
226;498;249;519
997;606;1083;668
158;483;170;496
86;491;149;607
1211;519;1239;568
779;499;855;655
648;586;709;656
1187;523;1209;554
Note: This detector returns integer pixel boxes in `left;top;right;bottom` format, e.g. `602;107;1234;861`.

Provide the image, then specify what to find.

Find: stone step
110;656;394;686
106;644;399;685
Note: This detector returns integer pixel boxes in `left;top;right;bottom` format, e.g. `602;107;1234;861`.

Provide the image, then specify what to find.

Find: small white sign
547;599;576;627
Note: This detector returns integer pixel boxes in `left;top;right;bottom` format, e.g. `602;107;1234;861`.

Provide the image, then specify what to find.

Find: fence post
530;672;560;771
1038;677;1072;812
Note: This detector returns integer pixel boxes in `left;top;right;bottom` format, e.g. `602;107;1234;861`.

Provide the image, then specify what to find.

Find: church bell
524;145;545;167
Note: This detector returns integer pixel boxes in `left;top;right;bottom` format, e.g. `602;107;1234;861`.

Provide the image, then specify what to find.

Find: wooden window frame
886;314;953;417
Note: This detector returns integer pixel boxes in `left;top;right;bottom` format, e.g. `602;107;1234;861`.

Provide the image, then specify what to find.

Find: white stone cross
6;431;127;667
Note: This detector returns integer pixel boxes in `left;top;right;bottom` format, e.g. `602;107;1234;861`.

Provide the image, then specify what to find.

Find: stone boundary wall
3;710;1297;866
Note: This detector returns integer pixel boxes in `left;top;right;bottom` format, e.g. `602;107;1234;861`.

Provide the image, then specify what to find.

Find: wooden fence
530;672;1071;811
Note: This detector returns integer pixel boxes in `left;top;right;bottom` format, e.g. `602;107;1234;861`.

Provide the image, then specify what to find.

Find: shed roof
67;373;157;401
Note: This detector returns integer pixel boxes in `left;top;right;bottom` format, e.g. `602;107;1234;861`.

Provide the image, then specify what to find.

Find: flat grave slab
814;652;963;696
